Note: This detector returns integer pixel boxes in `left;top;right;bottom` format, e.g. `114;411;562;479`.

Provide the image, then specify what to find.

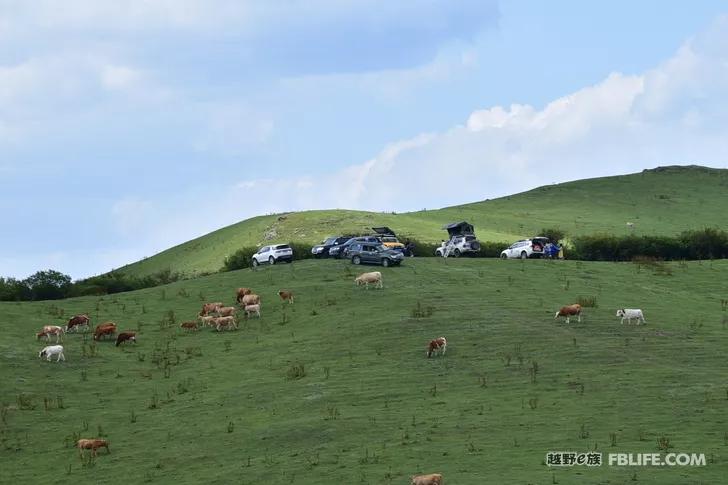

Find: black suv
311;236;352;258
348;242;404;267
329;236;381;259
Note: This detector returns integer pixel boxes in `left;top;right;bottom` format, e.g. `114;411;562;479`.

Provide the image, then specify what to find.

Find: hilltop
117;165;728;277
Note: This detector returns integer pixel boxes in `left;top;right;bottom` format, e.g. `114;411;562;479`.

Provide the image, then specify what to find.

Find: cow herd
30;267;647;481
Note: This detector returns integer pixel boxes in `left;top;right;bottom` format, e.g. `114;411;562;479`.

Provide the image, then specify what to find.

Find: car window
275;244;290;250
259;246;268;253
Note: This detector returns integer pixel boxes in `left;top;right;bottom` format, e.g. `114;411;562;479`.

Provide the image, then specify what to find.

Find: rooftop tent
372;227;397;236
443;221;474;237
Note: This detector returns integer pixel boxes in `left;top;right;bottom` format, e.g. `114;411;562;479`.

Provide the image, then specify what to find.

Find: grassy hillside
117;165;728;278
2;258;728;484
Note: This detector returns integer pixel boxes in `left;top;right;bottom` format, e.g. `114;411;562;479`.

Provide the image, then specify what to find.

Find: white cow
244;304;261;318
39;345;65;362
616;308;645;325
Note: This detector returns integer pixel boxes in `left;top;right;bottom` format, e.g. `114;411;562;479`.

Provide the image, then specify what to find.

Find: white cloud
207;17;728;214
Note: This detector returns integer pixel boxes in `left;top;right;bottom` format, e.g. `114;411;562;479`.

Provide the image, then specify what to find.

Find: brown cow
241;294;260;307
278;290;294;304
66;314;90;332
198;315;216;328
427;337;447;358
36;325;64;343
115;332;136;347
199;302;223;316
77;438;110;457
411;473;442;485
217;306;237;317
180;321;199;332
93;322;117;341
235;287;252;303
554;304;582;324
213;316;236;331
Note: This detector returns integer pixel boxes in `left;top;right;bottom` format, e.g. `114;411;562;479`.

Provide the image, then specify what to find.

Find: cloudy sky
2;1;728;279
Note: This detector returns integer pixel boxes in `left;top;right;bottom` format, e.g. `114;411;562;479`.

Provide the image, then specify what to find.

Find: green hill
2;259;727;483
118;165;728;278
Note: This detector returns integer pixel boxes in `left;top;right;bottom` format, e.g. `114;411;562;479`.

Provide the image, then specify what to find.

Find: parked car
500;237;550;259
311;236;352;258
435;221;481;257
329;236;381;259
371;227;405;252
252;244;293;266
348;242;404;267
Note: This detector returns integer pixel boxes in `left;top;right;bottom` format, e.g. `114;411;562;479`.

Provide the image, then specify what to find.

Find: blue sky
1;0;728;279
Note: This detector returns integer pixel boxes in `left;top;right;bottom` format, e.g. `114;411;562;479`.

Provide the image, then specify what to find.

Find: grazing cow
235;287;252;303
278;290;294;304
199;302;223;316
354;271;383;289
180;321;199;332
213;316;236;331
427;337;447;358
66;314;90;333
616;308;646;325
244;304;261;318
554;304;582;324
36;325;64;343
217;306;237;317
411;473;443;485
77;438;110;457
241;294;260;306
93;322;117;341
39;345;65;362
115;332;137;347
198;315;216;328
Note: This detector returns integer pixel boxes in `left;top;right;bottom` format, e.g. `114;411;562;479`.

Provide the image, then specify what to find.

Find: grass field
2;258;728;484
116;166;728;278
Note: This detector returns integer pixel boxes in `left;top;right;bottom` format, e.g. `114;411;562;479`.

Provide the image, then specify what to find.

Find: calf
244;304;261;318
115;332;137;346
77;438;110;458
180;321;199;332
93;322;117;341
554;304;582;324
616;308;645;325
427;337;447;358
66;314;90;333
278;290;294;304
39;345;65;362
411;473;443;485
235;287;252;303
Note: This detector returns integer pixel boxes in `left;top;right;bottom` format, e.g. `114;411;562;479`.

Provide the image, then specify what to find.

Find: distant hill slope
117;165;728;277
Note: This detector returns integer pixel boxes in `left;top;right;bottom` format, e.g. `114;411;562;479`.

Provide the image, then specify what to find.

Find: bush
570;228;728;261
288;242;314;261
539;228;566;243
222;247;258;271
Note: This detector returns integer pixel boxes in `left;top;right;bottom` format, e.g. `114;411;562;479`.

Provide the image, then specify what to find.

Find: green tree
23;270;72;300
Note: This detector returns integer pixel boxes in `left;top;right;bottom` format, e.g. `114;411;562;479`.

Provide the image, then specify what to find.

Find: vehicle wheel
520;251;527;260
435;250;442;257
453;249;461;258
382;258;390;267
352;256;361;265
500;253;507;260
252;258;259;267
269;256;276;265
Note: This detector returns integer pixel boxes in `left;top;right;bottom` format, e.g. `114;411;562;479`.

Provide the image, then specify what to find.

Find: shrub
570;228;728;261
221;247;258;271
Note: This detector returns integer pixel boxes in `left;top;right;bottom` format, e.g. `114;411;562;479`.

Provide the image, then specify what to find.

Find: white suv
252;244;293;266
500;237;549;259
435;235;481;257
